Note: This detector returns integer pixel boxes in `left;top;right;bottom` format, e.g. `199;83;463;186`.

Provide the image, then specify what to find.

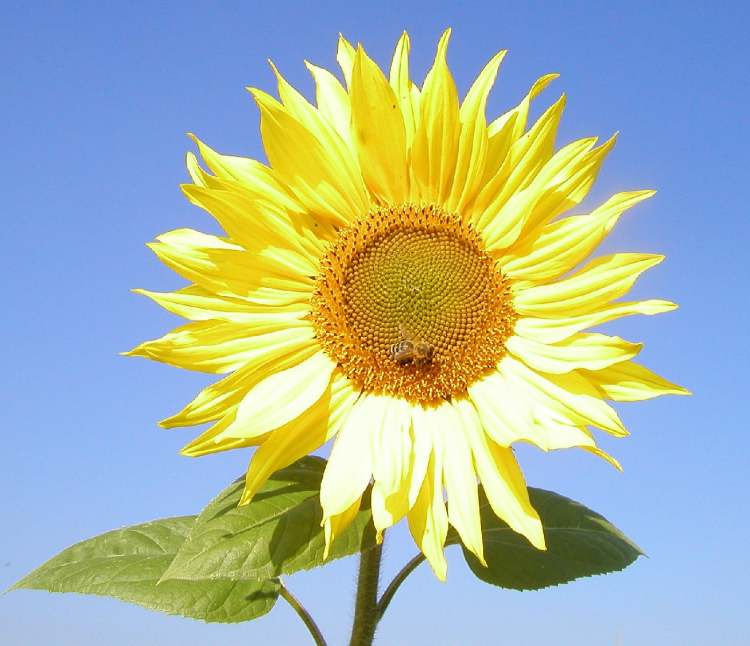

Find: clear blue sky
2;1;747;644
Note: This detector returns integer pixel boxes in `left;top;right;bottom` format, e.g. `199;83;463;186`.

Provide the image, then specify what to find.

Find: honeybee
389;325;435;367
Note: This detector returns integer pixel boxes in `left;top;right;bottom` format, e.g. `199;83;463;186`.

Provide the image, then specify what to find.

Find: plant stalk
279;582;327;646
349;542;384;646
376;552;425;621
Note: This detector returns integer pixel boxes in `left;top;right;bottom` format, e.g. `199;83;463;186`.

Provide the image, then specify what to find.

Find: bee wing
398;323;414;340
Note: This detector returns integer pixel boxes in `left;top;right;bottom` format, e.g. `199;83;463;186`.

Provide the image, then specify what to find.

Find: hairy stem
279;582;327;646
349;543;384;646
376;553;425;622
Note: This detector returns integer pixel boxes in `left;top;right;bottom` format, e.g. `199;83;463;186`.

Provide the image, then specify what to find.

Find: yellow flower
127;30;688;580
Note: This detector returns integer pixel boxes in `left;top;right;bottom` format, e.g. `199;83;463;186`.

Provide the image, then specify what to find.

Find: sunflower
127;30;687;580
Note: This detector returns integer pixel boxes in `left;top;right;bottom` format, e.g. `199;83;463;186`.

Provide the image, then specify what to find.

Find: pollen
310;204;516;405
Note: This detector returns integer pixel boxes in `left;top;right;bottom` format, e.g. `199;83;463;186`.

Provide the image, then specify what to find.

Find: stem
279;582;327;646
376;553;425;622
349;543;384;646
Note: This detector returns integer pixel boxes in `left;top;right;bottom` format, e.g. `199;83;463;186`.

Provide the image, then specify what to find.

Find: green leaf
162;456;377;582
459;487;643;590
11;516;280;622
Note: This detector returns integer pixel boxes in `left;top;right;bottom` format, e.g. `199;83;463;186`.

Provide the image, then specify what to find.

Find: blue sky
2;1;748;644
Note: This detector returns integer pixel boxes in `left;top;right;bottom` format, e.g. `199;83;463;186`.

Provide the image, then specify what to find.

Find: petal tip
178;446;200;458
267;59;282;80
120;345;144;358
429;555;448;581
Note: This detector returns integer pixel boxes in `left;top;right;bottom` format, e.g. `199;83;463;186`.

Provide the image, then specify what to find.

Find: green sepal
161;456;377;582
10;516;280;622
458;487;644;590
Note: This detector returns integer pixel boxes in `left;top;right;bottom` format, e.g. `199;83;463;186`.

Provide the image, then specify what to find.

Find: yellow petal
407;404;433;507
370;397;412;495
124;320;315;375
351;45;409;203
407;451;448;581
133;284;308;325
216;351;336;439
584;446;623;471
446;50;507;213
185;152;207;187
502;356;628;436
507;333;643;374
336;34;356;88
499;190;656;283
181;180;329;263
514;299;677;344
409;84;422;138
513;134;619;245
187;134;302;214
305;61;354;151
389;31;417;148
179;408;271;458
473;94;566;234
411;29;461;204
435;401;485;565
469;368;617;459
240;371;358;504
479;112;517;188
455;399;545;550
165;368;253;429
469;369;537;446
269;62;368;207
324;496;363;559
478;133;593;248
250;88;368;225
163;339;316;429
512;253;665;317
485;73;559;170
148;227;315;301
525;408;623;471
370;397;413;533
526;416;599;452
320;394;383;519
481;73;558;187
582;361;690;401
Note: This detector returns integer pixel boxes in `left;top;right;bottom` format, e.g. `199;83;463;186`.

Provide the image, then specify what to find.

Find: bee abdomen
389;340;415;365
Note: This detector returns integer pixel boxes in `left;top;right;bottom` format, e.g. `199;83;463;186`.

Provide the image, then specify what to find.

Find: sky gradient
2;1;748;644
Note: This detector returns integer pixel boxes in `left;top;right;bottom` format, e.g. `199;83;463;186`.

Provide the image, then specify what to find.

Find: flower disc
311;204;516;404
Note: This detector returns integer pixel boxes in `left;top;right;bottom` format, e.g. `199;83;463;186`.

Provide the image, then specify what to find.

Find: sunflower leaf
161;456;377;582
458;487;643;590
10;516;280;622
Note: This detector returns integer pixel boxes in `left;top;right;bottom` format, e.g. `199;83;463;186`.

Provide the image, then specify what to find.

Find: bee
389;325;435;367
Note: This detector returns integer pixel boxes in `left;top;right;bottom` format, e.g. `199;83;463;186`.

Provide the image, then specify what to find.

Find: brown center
310;204;516;405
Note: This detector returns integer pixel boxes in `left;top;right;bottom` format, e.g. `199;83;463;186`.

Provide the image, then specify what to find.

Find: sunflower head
311;203;516;405
128;29;688;580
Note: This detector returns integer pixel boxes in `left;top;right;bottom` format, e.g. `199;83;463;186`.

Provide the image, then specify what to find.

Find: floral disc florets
311;204;516;405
